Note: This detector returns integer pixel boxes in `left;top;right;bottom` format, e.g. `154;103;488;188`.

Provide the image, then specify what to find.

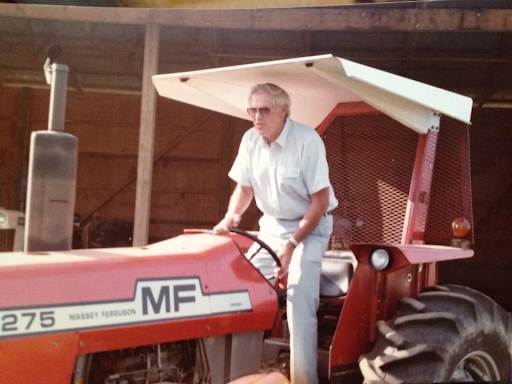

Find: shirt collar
270;118;291;149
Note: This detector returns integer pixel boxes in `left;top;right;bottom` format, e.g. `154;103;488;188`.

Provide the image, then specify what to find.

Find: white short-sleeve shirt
229;118;338;220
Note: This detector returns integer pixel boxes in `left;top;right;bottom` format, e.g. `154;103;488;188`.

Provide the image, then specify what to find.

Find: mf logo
141;282;198;315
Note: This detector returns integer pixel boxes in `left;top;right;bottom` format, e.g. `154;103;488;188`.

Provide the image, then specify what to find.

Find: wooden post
133;23;159;246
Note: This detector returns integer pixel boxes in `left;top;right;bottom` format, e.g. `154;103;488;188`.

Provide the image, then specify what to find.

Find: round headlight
369;249;392;271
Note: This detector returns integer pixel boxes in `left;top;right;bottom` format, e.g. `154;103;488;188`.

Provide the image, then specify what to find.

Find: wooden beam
122;0;358;8
150;218;216;226
1;4;512;32
133;23;159;246
80;152;221;163
1;81;142;95
3;55;512;81
3;29;511;65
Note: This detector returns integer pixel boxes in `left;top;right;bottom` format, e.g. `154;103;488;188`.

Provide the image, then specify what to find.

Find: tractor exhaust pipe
24;51;78;252
46;60;68;133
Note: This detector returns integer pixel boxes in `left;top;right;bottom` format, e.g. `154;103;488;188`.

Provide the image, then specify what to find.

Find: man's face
249;92;287;143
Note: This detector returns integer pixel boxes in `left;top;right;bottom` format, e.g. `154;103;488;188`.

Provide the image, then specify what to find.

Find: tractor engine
88;341;197;384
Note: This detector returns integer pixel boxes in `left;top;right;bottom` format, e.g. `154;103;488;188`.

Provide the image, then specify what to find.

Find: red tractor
0;55;510;384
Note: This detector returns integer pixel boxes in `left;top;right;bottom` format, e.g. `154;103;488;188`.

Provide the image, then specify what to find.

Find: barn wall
0;86;255;243
0;87;18;208
0;87;26;211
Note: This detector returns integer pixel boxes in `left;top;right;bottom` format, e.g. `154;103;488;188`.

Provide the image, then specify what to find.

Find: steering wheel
228;227;281;268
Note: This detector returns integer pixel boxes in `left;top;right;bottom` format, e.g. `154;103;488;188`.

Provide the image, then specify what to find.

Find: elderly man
213;83;338;384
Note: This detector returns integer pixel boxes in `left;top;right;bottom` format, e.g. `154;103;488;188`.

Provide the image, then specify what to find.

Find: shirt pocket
277;167;300;178
277;166;301;190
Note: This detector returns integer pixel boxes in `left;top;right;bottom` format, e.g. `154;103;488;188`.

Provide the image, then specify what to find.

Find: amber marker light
452;217;471;238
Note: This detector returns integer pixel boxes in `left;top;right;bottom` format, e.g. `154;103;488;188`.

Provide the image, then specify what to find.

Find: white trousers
247;214;333;384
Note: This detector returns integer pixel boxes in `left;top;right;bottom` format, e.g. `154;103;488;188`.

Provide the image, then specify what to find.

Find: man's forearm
226;184;254;217
292;188;329;243
276;189;329;276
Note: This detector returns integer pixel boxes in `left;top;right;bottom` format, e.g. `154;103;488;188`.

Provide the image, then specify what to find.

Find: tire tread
359;285;511;383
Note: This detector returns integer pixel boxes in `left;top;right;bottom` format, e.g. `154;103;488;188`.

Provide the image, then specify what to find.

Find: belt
276;211;332;221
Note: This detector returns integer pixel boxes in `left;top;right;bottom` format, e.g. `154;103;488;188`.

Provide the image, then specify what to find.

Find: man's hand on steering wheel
213;213;241;235
227;227;282;269
212;226;285;283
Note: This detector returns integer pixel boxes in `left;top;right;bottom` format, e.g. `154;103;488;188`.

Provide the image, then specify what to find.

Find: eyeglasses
246;106;278;117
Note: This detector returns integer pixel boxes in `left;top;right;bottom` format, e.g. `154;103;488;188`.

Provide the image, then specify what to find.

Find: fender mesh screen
323;114;418;249
425;117;474;245
323;114;473;249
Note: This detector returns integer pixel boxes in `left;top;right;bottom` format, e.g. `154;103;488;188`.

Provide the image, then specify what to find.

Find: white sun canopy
152;54;472;134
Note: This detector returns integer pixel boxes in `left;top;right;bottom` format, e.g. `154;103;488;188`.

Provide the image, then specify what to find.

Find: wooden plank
78;111;213;223
0;152;15;180
75;188;126;217
149;222;172;240
0;88;18;209
0;87;20;121
0;4;151;24
11;87;30;210
80;152;221;163
155;126;223;159
77;157;137;190
1;4;512;32
133;24;160;246
123;0;359;8
150;223;214;243
66;92;141;125
150;192;219;222
151;160;221;193
0;184;11;208
120;9;512;33
81;193;218;224
151;219;217;226
133;23;159;246
217;116;233;220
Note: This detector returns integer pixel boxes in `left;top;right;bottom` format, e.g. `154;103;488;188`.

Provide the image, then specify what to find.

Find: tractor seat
319;250;357;298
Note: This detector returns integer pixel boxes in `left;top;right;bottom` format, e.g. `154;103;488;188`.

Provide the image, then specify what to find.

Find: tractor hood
152;54;473;134
0;234;277;344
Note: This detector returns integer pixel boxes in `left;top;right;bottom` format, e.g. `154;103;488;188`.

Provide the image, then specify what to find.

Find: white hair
249;83;291;118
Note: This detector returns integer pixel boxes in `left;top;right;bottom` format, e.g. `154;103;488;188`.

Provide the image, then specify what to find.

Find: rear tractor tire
359;285;511;383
